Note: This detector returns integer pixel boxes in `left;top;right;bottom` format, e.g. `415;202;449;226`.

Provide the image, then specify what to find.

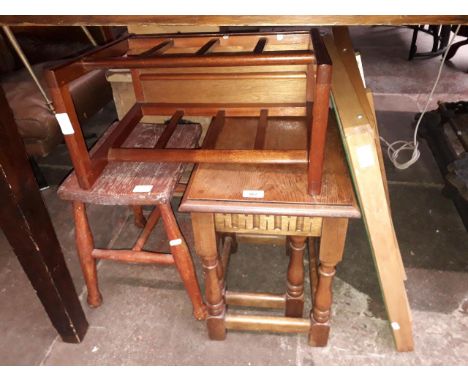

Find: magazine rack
46;30;332;195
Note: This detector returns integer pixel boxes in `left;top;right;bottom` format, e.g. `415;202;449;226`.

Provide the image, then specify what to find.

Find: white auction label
169;238;182;246
132;185;153;193
242;190;265;199
55;113;74;135
356;145;375;169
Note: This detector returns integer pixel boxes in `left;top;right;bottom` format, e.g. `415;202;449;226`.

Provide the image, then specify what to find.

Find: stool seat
58;122;201;205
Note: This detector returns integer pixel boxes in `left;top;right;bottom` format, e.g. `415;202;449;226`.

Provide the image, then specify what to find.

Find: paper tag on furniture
55;113;74;135
132;185;153;193
242;190;265;198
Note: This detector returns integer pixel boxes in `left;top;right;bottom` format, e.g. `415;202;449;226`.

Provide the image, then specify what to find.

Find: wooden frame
45;30;332;195
325;28;414;352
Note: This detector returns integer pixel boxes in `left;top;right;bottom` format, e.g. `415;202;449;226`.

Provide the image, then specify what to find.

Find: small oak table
180;111;360;346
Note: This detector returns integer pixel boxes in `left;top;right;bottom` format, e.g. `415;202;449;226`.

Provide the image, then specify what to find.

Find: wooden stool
180;113;360;345
58;121;207;320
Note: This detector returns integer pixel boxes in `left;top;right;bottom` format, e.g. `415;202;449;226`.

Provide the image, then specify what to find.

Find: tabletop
180;110;360;218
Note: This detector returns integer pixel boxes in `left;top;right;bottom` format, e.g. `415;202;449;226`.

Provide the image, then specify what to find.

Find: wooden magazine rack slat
46;30;332;195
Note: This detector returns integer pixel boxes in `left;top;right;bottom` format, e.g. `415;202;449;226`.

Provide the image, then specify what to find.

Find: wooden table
180;111;360;345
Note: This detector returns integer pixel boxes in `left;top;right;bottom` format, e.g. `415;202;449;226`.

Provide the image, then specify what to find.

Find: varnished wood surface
0;87;88;343
325;29;413;352
180;113;359;218
59;122;201;205
1;15;466;26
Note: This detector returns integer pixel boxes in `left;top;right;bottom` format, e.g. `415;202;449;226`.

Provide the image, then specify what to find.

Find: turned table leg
159;203;207;321
309;218;348;346
191;213;226;340
285;235;306;317
73;201;102;308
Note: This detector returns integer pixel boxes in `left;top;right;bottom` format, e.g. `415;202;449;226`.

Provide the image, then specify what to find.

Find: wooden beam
0;88;88;343
225;314;310;333
132;207;162;251
196;38;220;55
154;110;184;149
254;37;267;54
141;102;307;117
225;291;286;309
202;110;225;149
254;109;268;149
1;15;466;26
82;51;315;69
92;249;175;265
135;39;174;57
108;148;308;164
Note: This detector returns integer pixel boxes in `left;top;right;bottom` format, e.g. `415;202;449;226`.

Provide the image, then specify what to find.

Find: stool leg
159;203;207;321
285;236;306;317
72;201;102;308
132;205;147;228
192;213;226;340
309;218;348;346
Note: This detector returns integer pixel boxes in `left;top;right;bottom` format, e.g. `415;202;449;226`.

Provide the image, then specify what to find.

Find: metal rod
2;26;55;113
80;26;98;46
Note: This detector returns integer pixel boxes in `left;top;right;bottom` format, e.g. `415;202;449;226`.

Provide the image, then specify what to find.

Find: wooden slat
2;15;466;27
132;207;161;251
107;148;308;164
254;109;268;149
196;38;220;55
225;313;310;333
141;103;307;117
225;291;286;309
139;71;306;80
82;50;315;69
136;39;174;57
202;110;225;149
104;103;143;149
254;37;267;54
92;249;175;265
154;110;184;149
324;30;413;352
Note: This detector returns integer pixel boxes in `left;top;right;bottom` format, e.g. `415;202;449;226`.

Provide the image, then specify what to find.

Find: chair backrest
128;31;312;105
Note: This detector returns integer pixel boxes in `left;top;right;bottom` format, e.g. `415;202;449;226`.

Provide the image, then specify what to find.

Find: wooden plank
1;15;466;27
331;27;404;280
154;110;184;149
82;51;315;69
254;109;268;149
202;110;225;149
135;39;174;57
225;314;310;333
92;249;174;265
183;115;357;208
254;37;267;54
196;38;220;55
0;88;88;343
108;148;308;164
141;102;307;117
324;31;413;352
225;291;285;309
140;76;306;104
139;71;306;80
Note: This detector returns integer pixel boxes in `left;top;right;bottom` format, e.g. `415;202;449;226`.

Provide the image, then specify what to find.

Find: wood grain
324;30;413;352
1;15;465;26
181;114;358;214
59;122;201;205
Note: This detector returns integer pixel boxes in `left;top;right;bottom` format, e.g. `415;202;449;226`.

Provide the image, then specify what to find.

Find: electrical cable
379;25;461;170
